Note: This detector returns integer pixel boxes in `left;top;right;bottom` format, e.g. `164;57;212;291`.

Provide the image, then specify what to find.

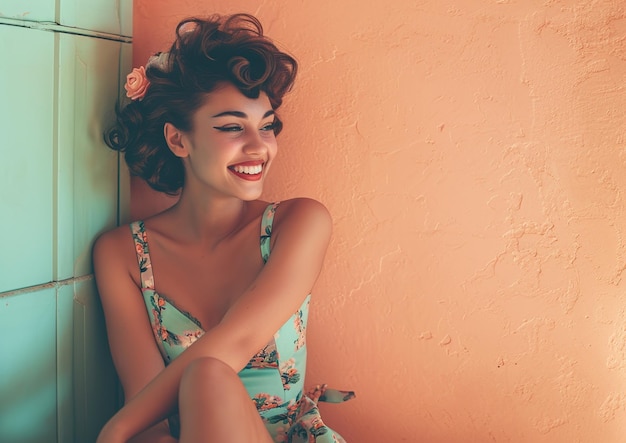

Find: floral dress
130;202;354;442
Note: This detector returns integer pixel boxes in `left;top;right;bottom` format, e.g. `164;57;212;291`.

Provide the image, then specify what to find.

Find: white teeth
233;164;263;174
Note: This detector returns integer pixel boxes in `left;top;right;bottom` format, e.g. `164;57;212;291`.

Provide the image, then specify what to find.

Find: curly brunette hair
105;14;298;194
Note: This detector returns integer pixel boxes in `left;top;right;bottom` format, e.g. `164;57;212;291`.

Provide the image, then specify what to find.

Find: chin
238;188;264;202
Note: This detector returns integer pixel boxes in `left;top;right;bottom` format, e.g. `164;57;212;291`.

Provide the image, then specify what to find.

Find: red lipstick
228;161;264;181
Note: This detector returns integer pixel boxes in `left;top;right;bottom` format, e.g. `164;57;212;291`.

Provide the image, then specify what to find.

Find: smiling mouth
228;162;265;181
231;164;263;175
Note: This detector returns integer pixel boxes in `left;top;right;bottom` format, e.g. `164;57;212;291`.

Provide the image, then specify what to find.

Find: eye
261;121;278;132
213;125;243;132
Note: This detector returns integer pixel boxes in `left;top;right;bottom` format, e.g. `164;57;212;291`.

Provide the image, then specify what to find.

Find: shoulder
92;223;138;283
272;198;332;244
93;224;132;260
274;198;331;228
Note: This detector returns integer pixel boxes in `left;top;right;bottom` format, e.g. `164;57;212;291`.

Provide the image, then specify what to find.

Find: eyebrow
211;110;275;119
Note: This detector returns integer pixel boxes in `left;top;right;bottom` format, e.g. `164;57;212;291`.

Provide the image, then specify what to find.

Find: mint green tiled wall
57;284;76;442
1;0;133;36
0;288;58;442
0;25;55;294
0;282;121;442
0;27;129;289
72;280;119;442
57;33;123;280
0;2;131;441
0;0;57;23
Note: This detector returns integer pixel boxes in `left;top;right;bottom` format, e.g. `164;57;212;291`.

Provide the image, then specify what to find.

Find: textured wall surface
132;1;626;441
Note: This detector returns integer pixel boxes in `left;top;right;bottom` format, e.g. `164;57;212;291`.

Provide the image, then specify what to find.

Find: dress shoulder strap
129;221;155;290
260;202;279;263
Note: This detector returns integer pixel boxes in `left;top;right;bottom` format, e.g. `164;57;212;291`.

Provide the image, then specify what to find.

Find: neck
168;189;250;247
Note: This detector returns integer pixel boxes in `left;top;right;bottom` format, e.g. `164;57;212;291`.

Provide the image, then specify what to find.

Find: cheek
269;141;278;159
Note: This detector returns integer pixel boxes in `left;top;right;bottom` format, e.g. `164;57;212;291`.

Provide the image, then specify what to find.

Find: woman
94;13;352;443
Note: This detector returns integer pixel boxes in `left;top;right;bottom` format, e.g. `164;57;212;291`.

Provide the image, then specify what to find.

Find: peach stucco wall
131;1;626;441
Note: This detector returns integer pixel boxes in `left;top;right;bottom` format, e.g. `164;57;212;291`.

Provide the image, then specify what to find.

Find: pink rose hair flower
124;66;149;101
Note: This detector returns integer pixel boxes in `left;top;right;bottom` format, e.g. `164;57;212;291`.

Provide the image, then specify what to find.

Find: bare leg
178;357;273;443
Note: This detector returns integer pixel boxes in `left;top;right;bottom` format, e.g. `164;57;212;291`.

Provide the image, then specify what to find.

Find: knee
180;356;237;389
179;357;245;409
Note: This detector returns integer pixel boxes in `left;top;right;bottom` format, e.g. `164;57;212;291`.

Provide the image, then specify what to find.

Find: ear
164;122;189;158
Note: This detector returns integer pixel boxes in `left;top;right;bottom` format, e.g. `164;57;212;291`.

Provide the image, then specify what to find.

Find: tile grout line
0;18;132;42
0;275;94;299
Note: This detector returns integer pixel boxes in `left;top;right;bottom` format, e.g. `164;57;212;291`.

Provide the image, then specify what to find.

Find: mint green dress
129;202;353;442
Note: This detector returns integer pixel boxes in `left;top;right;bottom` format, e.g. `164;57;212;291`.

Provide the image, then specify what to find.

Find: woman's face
178;82;279;201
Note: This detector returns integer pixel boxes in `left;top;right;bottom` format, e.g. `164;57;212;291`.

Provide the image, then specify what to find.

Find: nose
242;129;271;156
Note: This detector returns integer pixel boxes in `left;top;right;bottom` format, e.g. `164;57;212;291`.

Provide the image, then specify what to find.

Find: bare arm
97;198;332;442
93;226;177;442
